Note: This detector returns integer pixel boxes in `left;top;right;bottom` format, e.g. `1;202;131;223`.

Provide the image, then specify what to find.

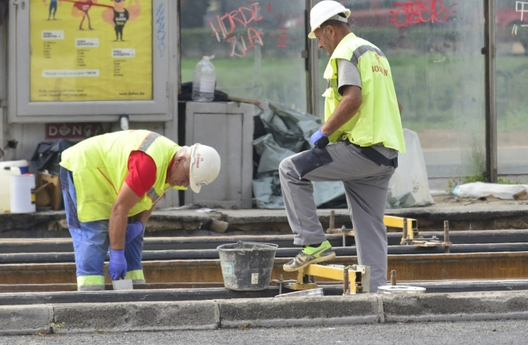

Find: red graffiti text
208;2;264;57
389;1;457;27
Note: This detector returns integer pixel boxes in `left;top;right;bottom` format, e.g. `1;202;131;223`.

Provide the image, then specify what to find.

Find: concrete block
0;305;53;335
382;291;528;322
52;300;219;333
217;295;381;328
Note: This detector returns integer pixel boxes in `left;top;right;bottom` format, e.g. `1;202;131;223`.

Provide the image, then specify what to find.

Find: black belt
345;141;398;168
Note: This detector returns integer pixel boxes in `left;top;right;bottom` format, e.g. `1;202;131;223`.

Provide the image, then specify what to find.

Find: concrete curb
216;295;380;328
382;290;528;323
52;300;220;334
2;291;528;335
0;304;53;335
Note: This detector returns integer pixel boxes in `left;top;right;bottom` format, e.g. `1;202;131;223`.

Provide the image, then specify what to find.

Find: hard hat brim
308;7;351;39
189;144;202;194
190;183;201;193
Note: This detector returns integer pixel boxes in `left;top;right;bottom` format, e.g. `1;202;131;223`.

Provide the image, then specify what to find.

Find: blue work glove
310;127;329;148
108;249;127;280
125;221;144;243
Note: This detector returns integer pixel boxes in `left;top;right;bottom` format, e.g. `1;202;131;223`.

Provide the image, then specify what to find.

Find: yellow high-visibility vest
323;33;406;153
60;130;182;222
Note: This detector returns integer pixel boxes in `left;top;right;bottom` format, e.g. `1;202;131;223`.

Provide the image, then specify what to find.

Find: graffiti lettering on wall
208;2;295;57
225;27;264;57
208;2;264;57
270;25;289;48
516;1;528;23
267;3;292;49
389;1;457;27
155;3;167;58
513;1;528;35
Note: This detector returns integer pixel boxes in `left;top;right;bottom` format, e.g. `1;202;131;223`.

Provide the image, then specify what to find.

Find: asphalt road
1;319;526;345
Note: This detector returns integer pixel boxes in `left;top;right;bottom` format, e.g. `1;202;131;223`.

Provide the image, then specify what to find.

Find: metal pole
484;0;498;182
444;220;451;254
329;210;335;229
307;0;320;117
401;218;408;245
343;266;349;295
390;270;397;285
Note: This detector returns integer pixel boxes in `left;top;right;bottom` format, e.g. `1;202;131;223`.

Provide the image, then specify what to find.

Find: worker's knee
77;275;105;291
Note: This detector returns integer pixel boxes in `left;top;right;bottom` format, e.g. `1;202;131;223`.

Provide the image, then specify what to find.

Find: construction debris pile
251;101;434;209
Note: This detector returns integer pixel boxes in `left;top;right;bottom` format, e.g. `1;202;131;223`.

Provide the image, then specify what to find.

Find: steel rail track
1;252;528;285
2;243;528;264
2;279;528;304
1;229;528;253
2;230;528;294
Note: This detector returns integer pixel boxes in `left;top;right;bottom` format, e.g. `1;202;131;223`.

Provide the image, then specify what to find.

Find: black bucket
217;241;278;291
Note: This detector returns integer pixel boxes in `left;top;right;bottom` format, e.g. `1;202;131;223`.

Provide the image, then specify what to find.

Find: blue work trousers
60;167;144;291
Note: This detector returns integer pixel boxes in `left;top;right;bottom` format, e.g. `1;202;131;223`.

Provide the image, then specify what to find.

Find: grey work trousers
278;141;395;292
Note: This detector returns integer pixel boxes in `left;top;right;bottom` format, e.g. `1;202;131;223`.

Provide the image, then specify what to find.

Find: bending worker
60;129;221;291
279;0;406;292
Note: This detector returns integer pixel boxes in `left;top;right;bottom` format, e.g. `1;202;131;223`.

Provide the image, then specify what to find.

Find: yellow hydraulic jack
275;213;440;296
284;264;371;294
398;216;443;248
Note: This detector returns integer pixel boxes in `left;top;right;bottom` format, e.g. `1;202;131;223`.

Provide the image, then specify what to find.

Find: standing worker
279;0;406;292
60;130;221;291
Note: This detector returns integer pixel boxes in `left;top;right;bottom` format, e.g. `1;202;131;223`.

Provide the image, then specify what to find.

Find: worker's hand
311;128;329;148
108;249;127;280
125;221;144;243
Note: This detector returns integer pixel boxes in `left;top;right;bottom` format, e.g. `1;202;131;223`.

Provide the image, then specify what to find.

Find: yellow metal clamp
287;264;370;294
327;212;418;245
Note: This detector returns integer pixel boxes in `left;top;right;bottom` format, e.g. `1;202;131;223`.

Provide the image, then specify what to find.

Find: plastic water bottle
192;56;216;102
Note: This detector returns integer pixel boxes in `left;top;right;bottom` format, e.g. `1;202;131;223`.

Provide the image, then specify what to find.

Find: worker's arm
108;151;157;280
108;181;142;250
320;85;362;136
112;150;157;245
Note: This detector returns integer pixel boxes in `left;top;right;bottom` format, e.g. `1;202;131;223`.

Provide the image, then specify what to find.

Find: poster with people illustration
31;0;152;102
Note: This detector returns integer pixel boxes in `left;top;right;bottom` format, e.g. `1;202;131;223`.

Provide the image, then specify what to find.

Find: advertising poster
30;0;153;102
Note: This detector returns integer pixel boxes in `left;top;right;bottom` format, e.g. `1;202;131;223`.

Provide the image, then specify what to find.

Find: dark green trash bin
217;241;278;291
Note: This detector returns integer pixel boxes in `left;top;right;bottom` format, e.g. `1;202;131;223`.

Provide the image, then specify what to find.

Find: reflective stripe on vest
350;45;385;67
139;132;161;151
137;132;162;202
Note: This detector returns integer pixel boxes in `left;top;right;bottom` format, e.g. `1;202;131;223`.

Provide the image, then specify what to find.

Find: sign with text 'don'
45;123;103;140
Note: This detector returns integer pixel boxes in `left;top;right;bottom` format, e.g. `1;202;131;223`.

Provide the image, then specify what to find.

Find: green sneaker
283;240;336;272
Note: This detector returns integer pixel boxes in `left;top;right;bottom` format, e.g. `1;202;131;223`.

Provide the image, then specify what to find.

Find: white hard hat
308;1;351;39
189;143;221;193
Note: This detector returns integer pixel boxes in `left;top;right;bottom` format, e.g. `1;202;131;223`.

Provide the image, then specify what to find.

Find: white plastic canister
0;160;30;213
10;174;36;213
